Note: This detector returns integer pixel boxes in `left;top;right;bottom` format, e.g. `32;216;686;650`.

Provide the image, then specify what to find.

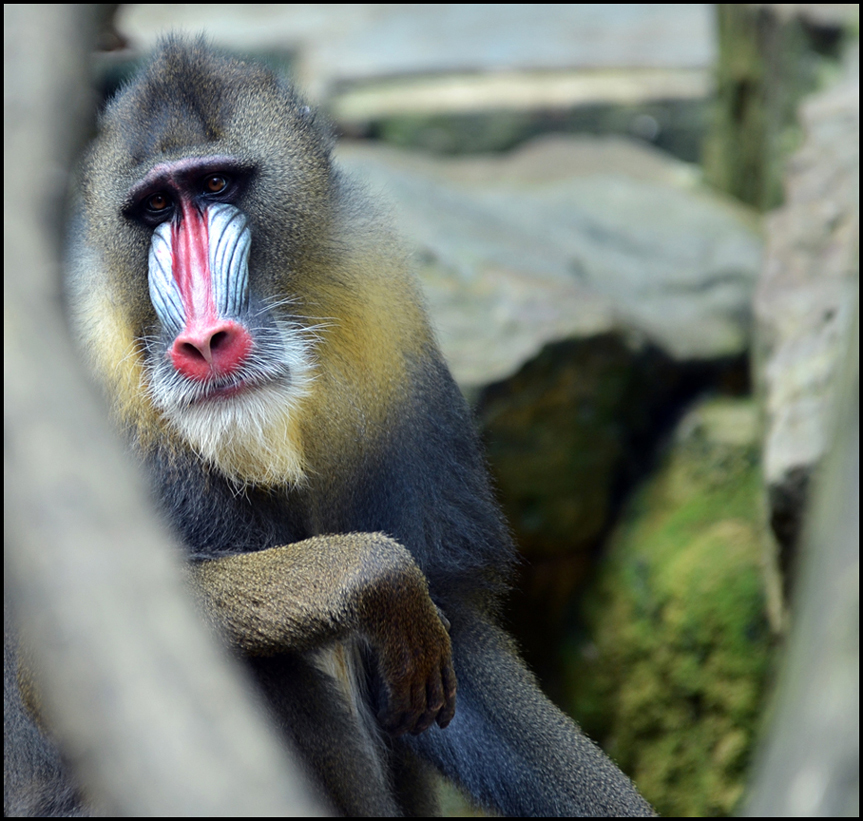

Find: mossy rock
565;397;773;816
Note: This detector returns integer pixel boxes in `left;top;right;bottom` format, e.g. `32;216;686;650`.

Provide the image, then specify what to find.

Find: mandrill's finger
437;659;457;728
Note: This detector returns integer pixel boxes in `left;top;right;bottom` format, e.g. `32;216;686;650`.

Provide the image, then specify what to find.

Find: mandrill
15;38;655;816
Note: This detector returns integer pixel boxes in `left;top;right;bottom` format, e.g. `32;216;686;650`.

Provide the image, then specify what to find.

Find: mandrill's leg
249;652;401;816
407;617;656;818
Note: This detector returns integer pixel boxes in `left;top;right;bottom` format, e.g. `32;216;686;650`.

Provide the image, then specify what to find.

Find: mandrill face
72;44;342;487
123;153;317;487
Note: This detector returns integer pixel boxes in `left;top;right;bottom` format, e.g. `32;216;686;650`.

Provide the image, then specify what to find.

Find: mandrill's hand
189;532;456;736
361;582;457;737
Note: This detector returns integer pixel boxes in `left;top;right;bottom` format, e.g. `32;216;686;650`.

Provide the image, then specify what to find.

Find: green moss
565;398;773;816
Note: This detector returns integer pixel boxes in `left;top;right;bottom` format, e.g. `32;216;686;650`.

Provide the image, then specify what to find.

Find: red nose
170;319;253;381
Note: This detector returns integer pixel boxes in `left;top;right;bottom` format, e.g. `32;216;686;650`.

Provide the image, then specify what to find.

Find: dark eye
146;192;171;212
204;174;228;194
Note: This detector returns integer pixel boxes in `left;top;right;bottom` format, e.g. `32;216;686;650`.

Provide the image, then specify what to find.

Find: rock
564;397;772;816
754;46;859;563
338;135;762;389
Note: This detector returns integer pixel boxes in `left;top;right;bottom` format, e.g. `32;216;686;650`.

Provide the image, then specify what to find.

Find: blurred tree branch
4;5;325;815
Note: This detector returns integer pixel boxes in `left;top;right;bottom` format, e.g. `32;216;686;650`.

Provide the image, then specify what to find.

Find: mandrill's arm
188;533;456;737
